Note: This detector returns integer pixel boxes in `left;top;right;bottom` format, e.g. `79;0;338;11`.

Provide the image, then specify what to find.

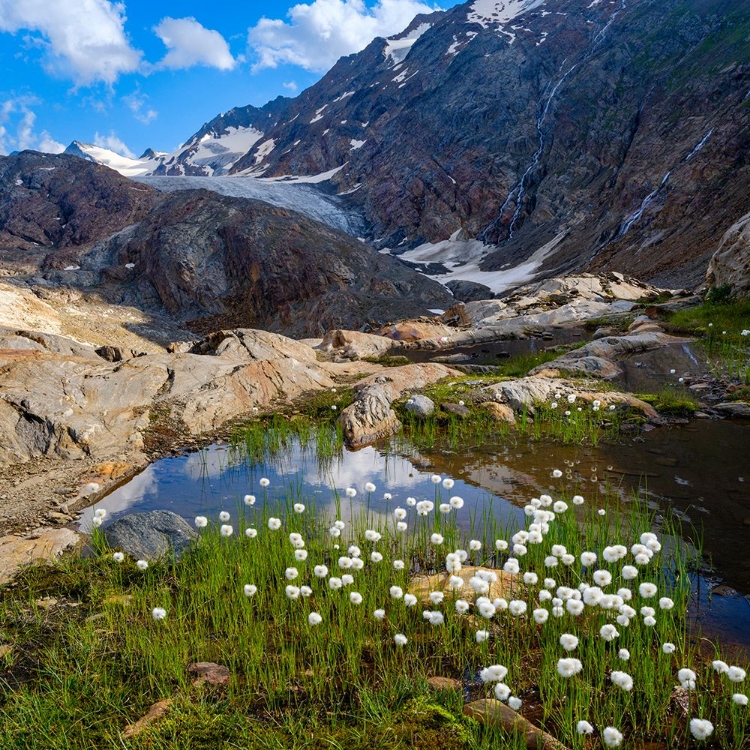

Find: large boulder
706;211;750;297
104;510;198;561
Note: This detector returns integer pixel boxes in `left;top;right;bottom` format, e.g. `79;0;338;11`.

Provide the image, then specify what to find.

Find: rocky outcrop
0;151;157;273
0;327;341;469
319;329;396;359
706;211;750;298
0;527;80;584
339;363;460;447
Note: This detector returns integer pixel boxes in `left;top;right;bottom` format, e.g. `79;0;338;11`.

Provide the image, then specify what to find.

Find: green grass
2;482;745;749
362;355;413;367
637;389;699;417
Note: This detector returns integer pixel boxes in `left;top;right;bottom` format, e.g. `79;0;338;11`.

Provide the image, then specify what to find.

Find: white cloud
123;90;158;124
0;0;142;86
0;96;64;154
248;0;438;72
94;130;135;158
283;80;299;92
154;17;236;71
38;131;65;154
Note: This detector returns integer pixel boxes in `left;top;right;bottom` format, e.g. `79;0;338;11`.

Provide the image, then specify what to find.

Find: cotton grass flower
533;608;549;623
390;586;404;599
621;565;638;580
293;503;305;513
431;474;441;484
442;478;454;489
243;584;257;597
136;560;148;571
557;658;583;677
244;527;257;538
394;633;408;646
495;539;508;551
406;497;416;507
345;487;357;497
602;727;623;747
593;570;612;587
393;559;405;570
300;586;312;597
396;521;408;531
576;721;594;735
259;477;270;487
430;533;444;545
371;551;383;563
268;517;281;531
508;696;522;711
404;594;418;607
712;660;730;674
416;500;434;515
285;585;300;599
341;574;354;586
394;508;407;520
450;495;464;509
349;592;363;605
112;552;125;563
619;649;630;661
285;567;299;580
689;719;714;741
295;549;308;562
566;599;585;616
639;582;658;598
552;469;563;478
244;494;255;506
732;694;748;706
493;682;511;701
313;565;328;578
438;503;451;514
308;612;322;626
728;666;747;682
560;634;578;651
678;668;697;690
523;572;538;586
480;665;508;682
374;609;385;620
194;516;208;528
611;671;634;691
600;624;619;641
152;607;166;621
328;577;343;590
469;539;482;551
662;642;676;654
364;482;376;493
429;591;444;605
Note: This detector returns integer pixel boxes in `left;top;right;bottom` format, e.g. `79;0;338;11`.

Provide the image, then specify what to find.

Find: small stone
187;662;230;686
480;402;516;425
441;402;470;418
427;676;461;691
121;698;173;739
404;394;435;418
710;584;738;597
35;597;58;609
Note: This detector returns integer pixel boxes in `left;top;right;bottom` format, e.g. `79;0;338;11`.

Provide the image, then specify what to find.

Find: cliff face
216;0;750;287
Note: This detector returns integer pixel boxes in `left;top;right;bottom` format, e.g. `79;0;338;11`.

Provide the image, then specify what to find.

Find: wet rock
188;662;231;686
104;510;198;562
0;526;80;584
122;699;173;739
404;395;435;418
714;402;750;418
441;402;470;418
463;699;570;750
710;584;738;597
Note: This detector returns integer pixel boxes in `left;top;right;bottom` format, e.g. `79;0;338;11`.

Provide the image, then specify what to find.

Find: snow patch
467;0;546;28
350;139;366;150
310;105;328;124
333;91;355;103
383;22;431;66
395;231;567;294
254;139;276;165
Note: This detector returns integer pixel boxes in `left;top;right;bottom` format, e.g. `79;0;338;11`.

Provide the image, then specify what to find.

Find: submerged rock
104;510;197;561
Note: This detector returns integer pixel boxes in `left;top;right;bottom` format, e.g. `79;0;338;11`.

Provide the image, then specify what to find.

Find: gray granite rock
104;510;198;561
404;395;435;418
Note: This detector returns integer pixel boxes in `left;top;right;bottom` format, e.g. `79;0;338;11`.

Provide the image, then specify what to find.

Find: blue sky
0;0;461;158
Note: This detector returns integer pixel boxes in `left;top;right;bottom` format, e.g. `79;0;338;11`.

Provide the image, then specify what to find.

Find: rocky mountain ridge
0;152;452;338
70;0;750;292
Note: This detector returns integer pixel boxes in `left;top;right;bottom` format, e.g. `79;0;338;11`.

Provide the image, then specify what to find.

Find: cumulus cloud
0;97;64;154
0;0;142;85
94;130;135;158
283;80;299;92
248;0;438;72
154;17;236;71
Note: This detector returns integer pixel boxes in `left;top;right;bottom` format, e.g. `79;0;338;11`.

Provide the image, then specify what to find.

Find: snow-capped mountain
67;0;750;289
